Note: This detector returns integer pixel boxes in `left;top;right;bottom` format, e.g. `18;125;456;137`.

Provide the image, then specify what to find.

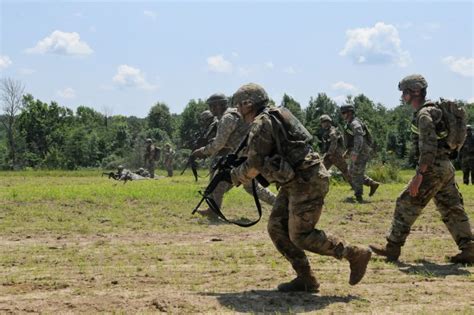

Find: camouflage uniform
230;83;371;291
343;116;379;199
162;145;175;177
371;74;474;263
385;101;473;251
320;124;351;182
203;107;276;209
459;127;474;185
144;140;160;178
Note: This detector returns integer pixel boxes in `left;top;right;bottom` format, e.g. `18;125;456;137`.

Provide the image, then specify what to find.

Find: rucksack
436;99;467;152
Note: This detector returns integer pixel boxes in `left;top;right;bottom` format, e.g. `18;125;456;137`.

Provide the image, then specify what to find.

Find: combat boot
369;241;401;262
343;245;371;285
355;195;364;203
449;243;474;264
277;274;320;293
369;182;380;197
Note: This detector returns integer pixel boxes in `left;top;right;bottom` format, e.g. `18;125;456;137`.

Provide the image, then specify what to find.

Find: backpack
436;99;467;152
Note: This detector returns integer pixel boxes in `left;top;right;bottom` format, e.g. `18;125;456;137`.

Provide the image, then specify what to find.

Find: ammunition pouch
262;154;295;184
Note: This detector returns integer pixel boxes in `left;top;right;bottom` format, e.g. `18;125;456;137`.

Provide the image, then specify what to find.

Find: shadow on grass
396;259;471;278
202;290;361;313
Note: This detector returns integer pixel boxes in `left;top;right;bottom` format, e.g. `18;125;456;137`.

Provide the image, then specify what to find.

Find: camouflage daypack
436;99;467;152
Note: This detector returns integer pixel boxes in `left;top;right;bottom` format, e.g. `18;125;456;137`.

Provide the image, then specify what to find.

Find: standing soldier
340;105;380;202
199;110;218;142
144;138;160;178
459;125;474;185
319;114;351;182
192;93;276;217
162;143;175;177
370;74;474;264
229;83;371;292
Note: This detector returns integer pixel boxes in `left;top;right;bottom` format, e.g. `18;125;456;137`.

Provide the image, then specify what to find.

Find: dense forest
1;78;473;171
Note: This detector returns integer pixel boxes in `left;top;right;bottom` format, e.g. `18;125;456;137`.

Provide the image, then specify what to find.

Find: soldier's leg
323;154;333;171
286;165;371;285
350;156;368;200
267;188;319;291
461;160;469;185
372;169;444;260
149;162;155;179
209;181;233;209
331;154;351;183
243;181;276;205
434;175;474;252
469;159;474;184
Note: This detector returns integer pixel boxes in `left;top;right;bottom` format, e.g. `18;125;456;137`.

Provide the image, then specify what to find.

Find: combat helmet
340;104;355;113
199;110;214;124
146;138;153;143
206;93;228;107
398;74;428;91
467;125;472;131
232;83;269;108
319;114;332;123
118;165;124;171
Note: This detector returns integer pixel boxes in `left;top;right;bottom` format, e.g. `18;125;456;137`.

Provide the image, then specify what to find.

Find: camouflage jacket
411;100;452;167
162;148;175;164
202;108;249;157
321;125;344;156
144;144;159;163
230;108;314;185
344;117;372;156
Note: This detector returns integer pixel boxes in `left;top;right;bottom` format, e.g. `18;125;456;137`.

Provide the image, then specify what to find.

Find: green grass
0;169;473;313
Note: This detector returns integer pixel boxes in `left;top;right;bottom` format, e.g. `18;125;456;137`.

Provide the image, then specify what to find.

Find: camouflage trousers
387;160;473;250
210;179;277;210
145;161;155;179
267;163;347;276
348;152;377;197
461;158;474;184
164;161;173;177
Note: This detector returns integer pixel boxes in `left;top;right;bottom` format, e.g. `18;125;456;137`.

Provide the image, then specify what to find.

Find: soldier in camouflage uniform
199;110;218;142
340;105;380;203
230;83;371;292
459;125;474;185
162;143;175;177
370;74;474;264
319;114;351;181
144;138;160;178
192;93;276;218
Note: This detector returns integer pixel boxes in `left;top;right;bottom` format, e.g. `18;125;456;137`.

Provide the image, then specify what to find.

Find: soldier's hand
192;147;207;159
409;174;423;197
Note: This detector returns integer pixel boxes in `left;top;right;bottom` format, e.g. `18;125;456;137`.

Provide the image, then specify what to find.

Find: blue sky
1;0;473;117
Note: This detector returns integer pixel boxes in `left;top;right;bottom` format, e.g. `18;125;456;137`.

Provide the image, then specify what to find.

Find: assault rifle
102;172;119;180
181;133;210;181
191;151;269;227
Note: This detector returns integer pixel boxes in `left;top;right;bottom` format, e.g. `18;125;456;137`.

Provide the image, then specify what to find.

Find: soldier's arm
202;113;238;156
352;122;365;156
231;116;273;185
417;110;438;169
327;128;338;155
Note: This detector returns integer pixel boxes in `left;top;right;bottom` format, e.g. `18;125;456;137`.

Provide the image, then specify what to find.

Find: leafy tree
147;102;172;136
179;99;208;148
280;94;304;123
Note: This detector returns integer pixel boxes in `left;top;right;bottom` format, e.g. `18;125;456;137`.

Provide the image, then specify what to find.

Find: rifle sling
204;178;262;227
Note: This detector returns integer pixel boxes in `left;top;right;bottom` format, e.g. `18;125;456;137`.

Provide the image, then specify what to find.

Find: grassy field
0;169;473;314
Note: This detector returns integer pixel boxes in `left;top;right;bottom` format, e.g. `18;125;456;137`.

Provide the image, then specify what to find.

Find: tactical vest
344;118;374;149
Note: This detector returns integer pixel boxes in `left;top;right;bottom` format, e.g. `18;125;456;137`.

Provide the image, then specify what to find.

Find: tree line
1;77;473;171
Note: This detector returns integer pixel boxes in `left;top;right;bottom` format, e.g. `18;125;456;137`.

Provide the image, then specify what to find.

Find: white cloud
144;10;157;20
468;97;474;104
332;95;348;105
207;55;233;73
340;22;411;67
0;55;12;70
443;56;474;77
19;68;35;75
264;61;274;70
112;64;158;90
56;87;76;99
26;30;93;56
332;81;357;92
283;66;296;74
